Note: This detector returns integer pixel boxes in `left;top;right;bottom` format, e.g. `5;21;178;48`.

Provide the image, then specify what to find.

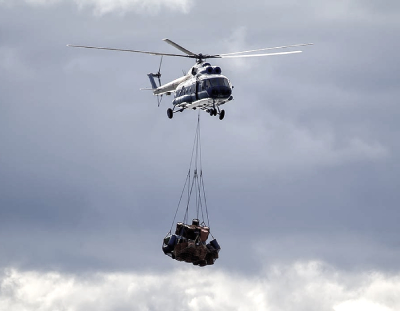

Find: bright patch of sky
0;0;194;14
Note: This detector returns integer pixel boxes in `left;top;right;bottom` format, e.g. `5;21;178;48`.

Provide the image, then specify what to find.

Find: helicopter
67;39;312;120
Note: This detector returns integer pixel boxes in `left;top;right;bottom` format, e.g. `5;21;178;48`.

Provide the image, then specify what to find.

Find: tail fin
147;73;158;90
143;73;163;107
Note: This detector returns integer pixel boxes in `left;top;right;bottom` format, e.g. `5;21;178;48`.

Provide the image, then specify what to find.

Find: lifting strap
169;112;210;233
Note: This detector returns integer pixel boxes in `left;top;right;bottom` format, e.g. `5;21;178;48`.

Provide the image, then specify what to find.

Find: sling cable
162;114;221;266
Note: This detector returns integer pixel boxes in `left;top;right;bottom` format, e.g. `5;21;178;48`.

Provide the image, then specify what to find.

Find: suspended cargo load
162;114;221;266
162;219;220;266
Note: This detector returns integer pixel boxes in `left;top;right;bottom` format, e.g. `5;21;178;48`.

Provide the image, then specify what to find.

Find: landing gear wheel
167;108;173;119
219;110;225;120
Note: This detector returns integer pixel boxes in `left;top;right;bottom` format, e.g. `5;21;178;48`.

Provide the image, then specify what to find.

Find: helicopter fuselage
152;62;233;115
173;73;232;109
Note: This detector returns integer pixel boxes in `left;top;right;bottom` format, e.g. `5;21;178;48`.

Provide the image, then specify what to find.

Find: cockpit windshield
209;78;230;87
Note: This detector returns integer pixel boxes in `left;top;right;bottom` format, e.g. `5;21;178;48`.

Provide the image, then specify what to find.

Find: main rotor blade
162;38;197;56
219;43;313;56
66;44;192;58
219;50;302;58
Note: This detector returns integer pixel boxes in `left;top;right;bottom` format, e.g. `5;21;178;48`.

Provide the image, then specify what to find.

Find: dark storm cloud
0;0;399;275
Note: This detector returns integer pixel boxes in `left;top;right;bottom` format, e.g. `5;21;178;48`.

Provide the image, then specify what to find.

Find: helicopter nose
210;86;232;98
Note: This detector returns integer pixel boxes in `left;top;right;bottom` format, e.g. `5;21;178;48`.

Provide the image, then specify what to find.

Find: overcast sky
1;0;400;310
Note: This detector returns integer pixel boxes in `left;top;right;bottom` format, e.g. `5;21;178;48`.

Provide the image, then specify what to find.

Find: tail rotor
145;56;164;107
155;56;163;107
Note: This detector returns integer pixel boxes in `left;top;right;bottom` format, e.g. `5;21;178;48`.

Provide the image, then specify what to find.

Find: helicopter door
195;81;200;100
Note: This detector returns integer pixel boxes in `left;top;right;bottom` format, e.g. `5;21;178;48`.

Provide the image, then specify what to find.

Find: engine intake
213;67;222;74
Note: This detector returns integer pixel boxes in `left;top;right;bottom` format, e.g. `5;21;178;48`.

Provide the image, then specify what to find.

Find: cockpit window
209;78;229;87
